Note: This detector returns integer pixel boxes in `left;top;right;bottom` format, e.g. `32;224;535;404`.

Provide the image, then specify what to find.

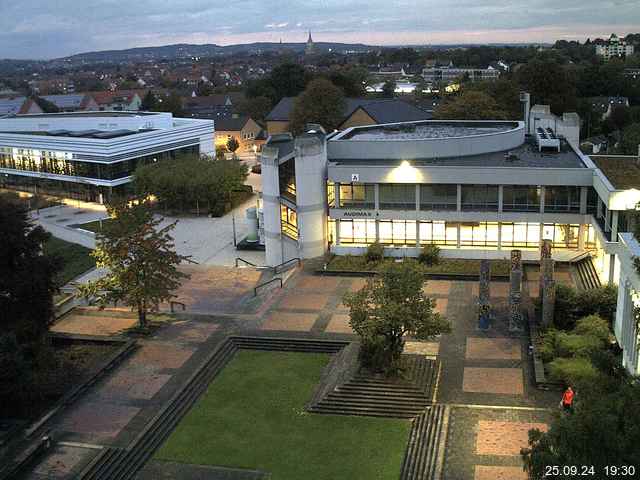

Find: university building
0;111;214;202
259;99;640;376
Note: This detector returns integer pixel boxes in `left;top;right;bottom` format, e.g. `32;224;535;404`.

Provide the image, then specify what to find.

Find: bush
538;328;559;363
548;357;598;386
574;315;611;343
365;243;384;263
553;283;579;330
574;285;617;325
554;332;604;358
418;244;441;266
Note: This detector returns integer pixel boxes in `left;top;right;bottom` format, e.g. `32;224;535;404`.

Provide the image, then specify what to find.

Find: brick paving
129;342;195;370
325;313;354;334
56;402;141;438
463;367;524;395
465;337;522;361
51;312;137;336
30;444;96;480
474;465;528;480
261;312;319;331
277;293;329;310
476;420;549;455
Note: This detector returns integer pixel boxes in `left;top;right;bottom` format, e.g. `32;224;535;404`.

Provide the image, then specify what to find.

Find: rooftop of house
591;155;640;190
265;97;432;124
338;120;517;141
215;115;251;131
0;96;28;115
41;94;91;108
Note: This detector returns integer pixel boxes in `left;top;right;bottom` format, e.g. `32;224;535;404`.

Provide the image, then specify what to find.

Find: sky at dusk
0;0;638;59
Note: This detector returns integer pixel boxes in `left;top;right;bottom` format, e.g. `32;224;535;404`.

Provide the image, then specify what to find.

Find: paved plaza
24;261;570;479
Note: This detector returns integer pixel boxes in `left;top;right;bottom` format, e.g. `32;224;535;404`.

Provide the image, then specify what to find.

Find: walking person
561;386;574;413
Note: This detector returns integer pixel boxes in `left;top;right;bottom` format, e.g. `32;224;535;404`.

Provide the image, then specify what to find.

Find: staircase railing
235;257;258;268
273;257;301;274
254;277;283;296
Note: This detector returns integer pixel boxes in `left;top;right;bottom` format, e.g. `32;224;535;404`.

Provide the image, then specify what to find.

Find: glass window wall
544;186;581;213
542;223;580;249
339;219;377;244
280;204;298;240
419;221;458;247
500;222;541;249
378;220;417;245
502;186;541;212
420;184;457;211
461;185;498;211
459;222;499;248
339;183;375;209
379;184;416;210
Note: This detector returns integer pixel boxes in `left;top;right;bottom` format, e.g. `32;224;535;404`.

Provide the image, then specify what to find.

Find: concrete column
498;185;504;213
539;186;545;214
578;224;586;250
540;257;555;303
456;223;461;249
456;184;462;212
294;134;328;260
478;259;491;330
335;219;341;246
608;254;616;284
497;222;502;251
415;184;420;212
374;184;380;211
542;279;556;327
580;187;588;215
611;211;619;240
261;147;284;266
597;199;602;219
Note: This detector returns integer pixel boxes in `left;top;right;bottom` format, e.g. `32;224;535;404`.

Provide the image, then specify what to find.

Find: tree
0;198;60;402
226;137;240;156
289;78;346;134
78;201;191;328
522;371;640;479
140;90;158;111
382;80;396;98
618;123;640;155
433;91;507;120
237;95;273;123
342;262;451;373
269;63;309;101
517;57;577;115
158;91;183;116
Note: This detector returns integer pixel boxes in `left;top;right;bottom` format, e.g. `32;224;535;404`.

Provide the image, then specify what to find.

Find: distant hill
58;42;374;63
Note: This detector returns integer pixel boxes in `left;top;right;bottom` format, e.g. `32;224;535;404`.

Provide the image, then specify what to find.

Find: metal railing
235;257;258;268
254;277;283;296
170;301;186;313
273;257;301;274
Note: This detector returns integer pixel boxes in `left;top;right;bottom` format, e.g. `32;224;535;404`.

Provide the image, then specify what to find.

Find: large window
501;222;541;249
544;186;581;213
459;222;499;248
280;204;297;240
461;185;498;211
587;187;598;215
419;221;458;247
378;220;417;245
278;158;296;200
379;184;416;210
420;184;457;211
502;186;541;212
339;219;377;244
339;183;375;209
542;224;580;249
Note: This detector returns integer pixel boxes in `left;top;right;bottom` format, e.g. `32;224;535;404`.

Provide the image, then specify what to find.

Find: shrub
554;332;604;358
548;357;598;386
574;285;617;325
553;283;579;330
365;243;384;263
537;328;559;363
418;244;441;266
573;314;611;343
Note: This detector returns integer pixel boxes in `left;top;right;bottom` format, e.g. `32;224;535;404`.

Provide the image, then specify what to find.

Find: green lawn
156;350;411;480
43;237;96;285
328;255;510;276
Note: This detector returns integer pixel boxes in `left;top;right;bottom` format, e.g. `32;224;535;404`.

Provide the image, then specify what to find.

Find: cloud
0;0;638;59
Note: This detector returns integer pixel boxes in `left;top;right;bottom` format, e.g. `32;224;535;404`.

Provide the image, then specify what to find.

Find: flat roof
330;139;586;169
12;111;157;118
338;120;519;141
591;155;640;189
0;129;151;139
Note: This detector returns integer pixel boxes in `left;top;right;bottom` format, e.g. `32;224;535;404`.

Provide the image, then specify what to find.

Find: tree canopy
434;90;507;120
289;78;346;134
78;200;191;328
619;123;640;155
343;262;451;373
516;58;577;115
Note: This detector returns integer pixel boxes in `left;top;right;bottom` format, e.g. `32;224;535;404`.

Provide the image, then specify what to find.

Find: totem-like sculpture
478;259;491;330
539;239;553;300
542;279;556;327
509;250;524;331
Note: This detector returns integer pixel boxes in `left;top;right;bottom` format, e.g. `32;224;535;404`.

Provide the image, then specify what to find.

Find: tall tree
226;136;240;155
343;262;451;374
237;96;273;123
618;123;640;155
382;80;396;98
31;95;60;113
79;201;191;328
158;91;184;116
434;91;507;120
517;57;577;115
0;198;60;402
289;78;346;134
140;90;158;111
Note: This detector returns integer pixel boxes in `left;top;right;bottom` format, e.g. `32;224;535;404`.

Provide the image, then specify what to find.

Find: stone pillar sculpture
478;259;491;330
542;279;556;327
539;239;553;300
509;250;524;331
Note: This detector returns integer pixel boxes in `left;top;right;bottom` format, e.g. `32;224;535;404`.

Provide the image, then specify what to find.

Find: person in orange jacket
561;386;574;413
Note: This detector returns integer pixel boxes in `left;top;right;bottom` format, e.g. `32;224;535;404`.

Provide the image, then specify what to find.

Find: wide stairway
573;255;602;290
400;404;448;480
309;355;439;418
